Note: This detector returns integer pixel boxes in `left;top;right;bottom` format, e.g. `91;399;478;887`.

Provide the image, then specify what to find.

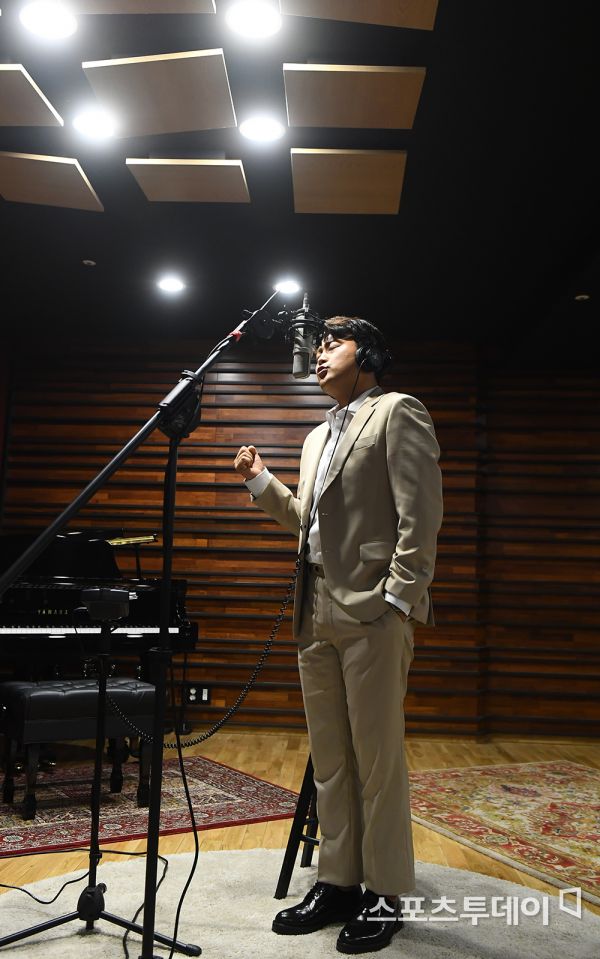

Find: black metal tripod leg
0;907;202;955
0;912;80;949
100;912;201;956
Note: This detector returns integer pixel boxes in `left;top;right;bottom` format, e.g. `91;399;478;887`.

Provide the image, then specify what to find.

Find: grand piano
0;529;198;681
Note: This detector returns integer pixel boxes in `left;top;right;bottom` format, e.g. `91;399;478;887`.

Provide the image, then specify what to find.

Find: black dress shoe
336;889;403;954
272;881;363;935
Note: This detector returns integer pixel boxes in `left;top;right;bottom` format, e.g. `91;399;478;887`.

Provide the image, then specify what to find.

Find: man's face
314;333;358;394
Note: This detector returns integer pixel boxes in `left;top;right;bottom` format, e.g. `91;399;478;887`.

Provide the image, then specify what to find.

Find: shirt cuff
245;468;273;499
385;592;412;617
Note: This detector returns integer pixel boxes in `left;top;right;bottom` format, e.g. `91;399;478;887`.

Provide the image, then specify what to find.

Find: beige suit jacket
254;388;443;632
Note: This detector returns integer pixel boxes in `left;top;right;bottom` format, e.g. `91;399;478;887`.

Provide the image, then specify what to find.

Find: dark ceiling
0;1;597;368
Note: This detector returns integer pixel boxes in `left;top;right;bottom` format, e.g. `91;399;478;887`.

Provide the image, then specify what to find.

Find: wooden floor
1;730;599;916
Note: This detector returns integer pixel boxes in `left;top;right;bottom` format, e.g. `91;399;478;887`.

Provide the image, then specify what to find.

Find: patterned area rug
409;760;600;904
0;755;298;856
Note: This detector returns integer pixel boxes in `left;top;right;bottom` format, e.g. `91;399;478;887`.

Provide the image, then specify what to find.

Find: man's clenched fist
234;445;265;480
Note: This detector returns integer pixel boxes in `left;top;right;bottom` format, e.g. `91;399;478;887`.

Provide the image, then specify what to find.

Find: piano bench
0;678;155;820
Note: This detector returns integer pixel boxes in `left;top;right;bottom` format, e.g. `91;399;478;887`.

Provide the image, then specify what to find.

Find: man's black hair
321;316;392;378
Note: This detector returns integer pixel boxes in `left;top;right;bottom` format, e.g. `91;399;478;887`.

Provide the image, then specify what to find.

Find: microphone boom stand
0;292;280;957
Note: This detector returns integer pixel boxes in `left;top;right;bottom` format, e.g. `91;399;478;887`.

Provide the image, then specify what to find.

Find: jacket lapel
319;389;383;499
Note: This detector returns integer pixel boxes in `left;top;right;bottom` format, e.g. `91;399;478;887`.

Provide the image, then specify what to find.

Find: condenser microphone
292;293;315;379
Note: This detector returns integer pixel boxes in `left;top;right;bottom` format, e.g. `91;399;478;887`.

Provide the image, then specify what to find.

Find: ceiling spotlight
574;293;590;301
225;1;282;39
157;275;186;294
275;279;301;295
239;116;285;142
73;108;117;140
19;2;78;39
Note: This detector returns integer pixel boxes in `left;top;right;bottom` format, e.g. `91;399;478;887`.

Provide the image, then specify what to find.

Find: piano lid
0;529;154;582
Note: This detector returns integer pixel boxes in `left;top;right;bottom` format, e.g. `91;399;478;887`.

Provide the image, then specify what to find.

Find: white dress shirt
246;388;411;617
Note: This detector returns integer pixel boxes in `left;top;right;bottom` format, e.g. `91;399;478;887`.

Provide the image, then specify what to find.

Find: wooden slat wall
0;341;598;736
478;370;600;736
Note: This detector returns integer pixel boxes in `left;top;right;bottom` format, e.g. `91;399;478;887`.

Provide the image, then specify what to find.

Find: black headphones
355;341;393;376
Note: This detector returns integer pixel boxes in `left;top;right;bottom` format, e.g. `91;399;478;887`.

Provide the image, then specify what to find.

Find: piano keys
0;530;198;681
0;627;186;636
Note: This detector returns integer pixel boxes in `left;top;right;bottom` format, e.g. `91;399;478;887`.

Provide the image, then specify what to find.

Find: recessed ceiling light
275;279;300;294
19;2;78;39
574;293;590;301
239;116;285;142
225;1;282;38
73;108;117;140
157;275;186;294
82;259;96;267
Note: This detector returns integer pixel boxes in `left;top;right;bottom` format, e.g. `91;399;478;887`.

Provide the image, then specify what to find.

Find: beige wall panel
0;65;63;127
0;152;103;212
280;0;439;30
127;158;250;202
82;49;235;137
73;1;215;12
284;63;425;129
291;148;406;214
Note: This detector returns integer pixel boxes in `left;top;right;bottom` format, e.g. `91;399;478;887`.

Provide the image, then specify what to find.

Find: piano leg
2;736;16;804
24;743;40;820
108;737;125;794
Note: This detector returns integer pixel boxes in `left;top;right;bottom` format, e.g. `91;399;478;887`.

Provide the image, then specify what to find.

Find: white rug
1;849;598;958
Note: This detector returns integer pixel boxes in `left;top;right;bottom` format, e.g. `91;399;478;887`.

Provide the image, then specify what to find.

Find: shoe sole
272;912;358;936
336;920;403;954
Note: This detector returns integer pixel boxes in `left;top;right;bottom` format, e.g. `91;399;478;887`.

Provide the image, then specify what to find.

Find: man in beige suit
234;317;443;954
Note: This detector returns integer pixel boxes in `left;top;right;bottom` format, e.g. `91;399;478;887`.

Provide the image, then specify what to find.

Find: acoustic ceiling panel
0;65;63;127
291;148;407;214
126;158;250;202
280;0;439;30
73;1;215;12
0;152;103;212
82;49;235;138
284;63;426;129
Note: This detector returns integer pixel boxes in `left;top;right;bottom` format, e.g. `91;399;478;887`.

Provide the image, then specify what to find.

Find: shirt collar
325;387;378;430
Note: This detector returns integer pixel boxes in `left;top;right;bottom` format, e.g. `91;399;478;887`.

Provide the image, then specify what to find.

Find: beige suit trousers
297;566;416;895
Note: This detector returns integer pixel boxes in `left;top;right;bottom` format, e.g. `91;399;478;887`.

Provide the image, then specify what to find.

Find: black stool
275;755;320;899
0;678;155;820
